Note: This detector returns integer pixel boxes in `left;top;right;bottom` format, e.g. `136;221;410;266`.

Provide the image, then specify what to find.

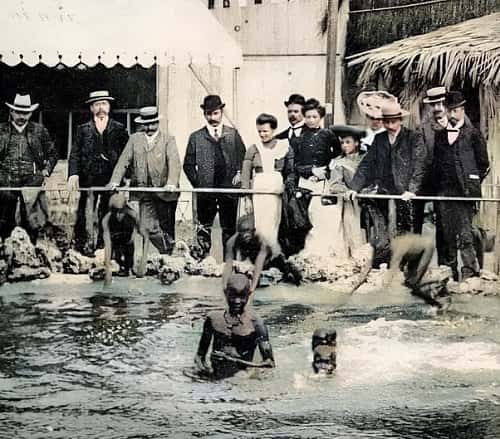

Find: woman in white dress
241;114;295;257
297;99;341;256
327;125;367;259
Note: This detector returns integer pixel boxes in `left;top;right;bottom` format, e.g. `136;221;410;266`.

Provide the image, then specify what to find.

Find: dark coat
293;126;341;179
432;120;489;197
0;121;58;183
69;118;129;186
350;126;426;195
183;125;246;188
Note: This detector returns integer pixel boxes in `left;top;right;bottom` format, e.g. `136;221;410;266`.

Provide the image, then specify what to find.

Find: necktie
214;128;220;141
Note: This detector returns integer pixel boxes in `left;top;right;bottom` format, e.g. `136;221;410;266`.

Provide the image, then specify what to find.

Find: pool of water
1;274;500;438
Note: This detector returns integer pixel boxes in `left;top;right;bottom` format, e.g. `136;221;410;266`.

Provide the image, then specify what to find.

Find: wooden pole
494;178;500;274
325;0;339;127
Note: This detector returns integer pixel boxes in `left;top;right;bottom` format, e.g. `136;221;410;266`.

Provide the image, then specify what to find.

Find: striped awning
0;0;242;68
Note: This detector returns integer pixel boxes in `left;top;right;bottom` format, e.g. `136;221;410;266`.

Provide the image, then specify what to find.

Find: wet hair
225;273;251;295
256;113;278;130
237;214;255;232
302;98;325;118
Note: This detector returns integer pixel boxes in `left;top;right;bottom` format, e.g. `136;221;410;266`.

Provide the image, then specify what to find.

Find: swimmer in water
194;273;275;379
102;193;148;284
312;328;337;375
223;214;301;293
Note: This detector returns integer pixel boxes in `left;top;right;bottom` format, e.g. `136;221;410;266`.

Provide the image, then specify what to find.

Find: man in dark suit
183;95;246;259
68;90;129;255
275;94;306;147
348;100;426;266
432;91;489;280
0;93;58;241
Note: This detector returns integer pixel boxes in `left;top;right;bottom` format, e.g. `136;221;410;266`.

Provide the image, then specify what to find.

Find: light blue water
1;275;499;438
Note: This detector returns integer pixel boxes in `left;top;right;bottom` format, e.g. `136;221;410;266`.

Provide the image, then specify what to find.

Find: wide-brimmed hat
423;86;446;104
380;100;410;119
200;95;225;112
357;90;397;119
6;94;39;112
85;90;115;104
330;125;367;140
134;106;162;124
447;91;466;110
284;93;306;107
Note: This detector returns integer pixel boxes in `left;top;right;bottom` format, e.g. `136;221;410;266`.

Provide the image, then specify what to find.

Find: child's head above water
224;273;251;316
312;328;337;375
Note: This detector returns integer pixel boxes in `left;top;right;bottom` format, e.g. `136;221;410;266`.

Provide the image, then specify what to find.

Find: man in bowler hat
68;90;129;255
275;94;306;148
432;91;489;280
183;95;246;259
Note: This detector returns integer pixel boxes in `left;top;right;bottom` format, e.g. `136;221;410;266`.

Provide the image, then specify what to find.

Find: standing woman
241;114;295;257
296;99;341;256
327;125;367;258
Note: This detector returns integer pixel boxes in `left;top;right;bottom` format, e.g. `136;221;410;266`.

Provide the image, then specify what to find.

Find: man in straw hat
347;100;427;266
184;95;246;260
0;93;58;241
356;89;396;151
414;86;450;260
431;91;489;281
68;90;129;256
108;106;181;255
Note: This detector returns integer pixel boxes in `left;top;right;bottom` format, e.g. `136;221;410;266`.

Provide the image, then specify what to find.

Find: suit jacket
111;131;181;202
432;119;489;197
0;121;58;181
350;126;426;195
69;118;129;186
183;125;246;188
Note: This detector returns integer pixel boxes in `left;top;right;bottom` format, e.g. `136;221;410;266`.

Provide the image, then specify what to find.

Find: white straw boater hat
357;90;397;119
6;94;39;112
85;90;115;104
380;100;410;119
134;106;162;124
423;86;447;104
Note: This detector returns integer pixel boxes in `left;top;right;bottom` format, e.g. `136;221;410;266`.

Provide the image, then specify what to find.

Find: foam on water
337;318;500;387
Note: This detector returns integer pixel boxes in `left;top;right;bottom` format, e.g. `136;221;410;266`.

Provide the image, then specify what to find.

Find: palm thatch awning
348;13;500;116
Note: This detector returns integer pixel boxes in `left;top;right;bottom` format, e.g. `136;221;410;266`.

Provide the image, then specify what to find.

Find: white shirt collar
288;121;304;138
206;123;223;138
388;127;401;145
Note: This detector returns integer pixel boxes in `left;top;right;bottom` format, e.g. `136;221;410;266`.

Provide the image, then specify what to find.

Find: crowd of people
0;85;489;287
0;86;490;380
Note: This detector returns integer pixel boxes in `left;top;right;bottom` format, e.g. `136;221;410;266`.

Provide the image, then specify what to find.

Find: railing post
85;190;96;251
388;198;397;239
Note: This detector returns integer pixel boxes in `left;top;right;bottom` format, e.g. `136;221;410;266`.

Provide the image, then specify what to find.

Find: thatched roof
346;0;498;55
348;13;500;115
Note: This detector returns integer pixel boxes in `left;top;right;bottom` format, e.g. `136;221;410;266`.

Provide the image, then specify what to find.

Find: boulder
8;266;51;282
62;249;94;274
184;255;222;277
36;239;63;273
4;227;41;268
0;259;8;285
